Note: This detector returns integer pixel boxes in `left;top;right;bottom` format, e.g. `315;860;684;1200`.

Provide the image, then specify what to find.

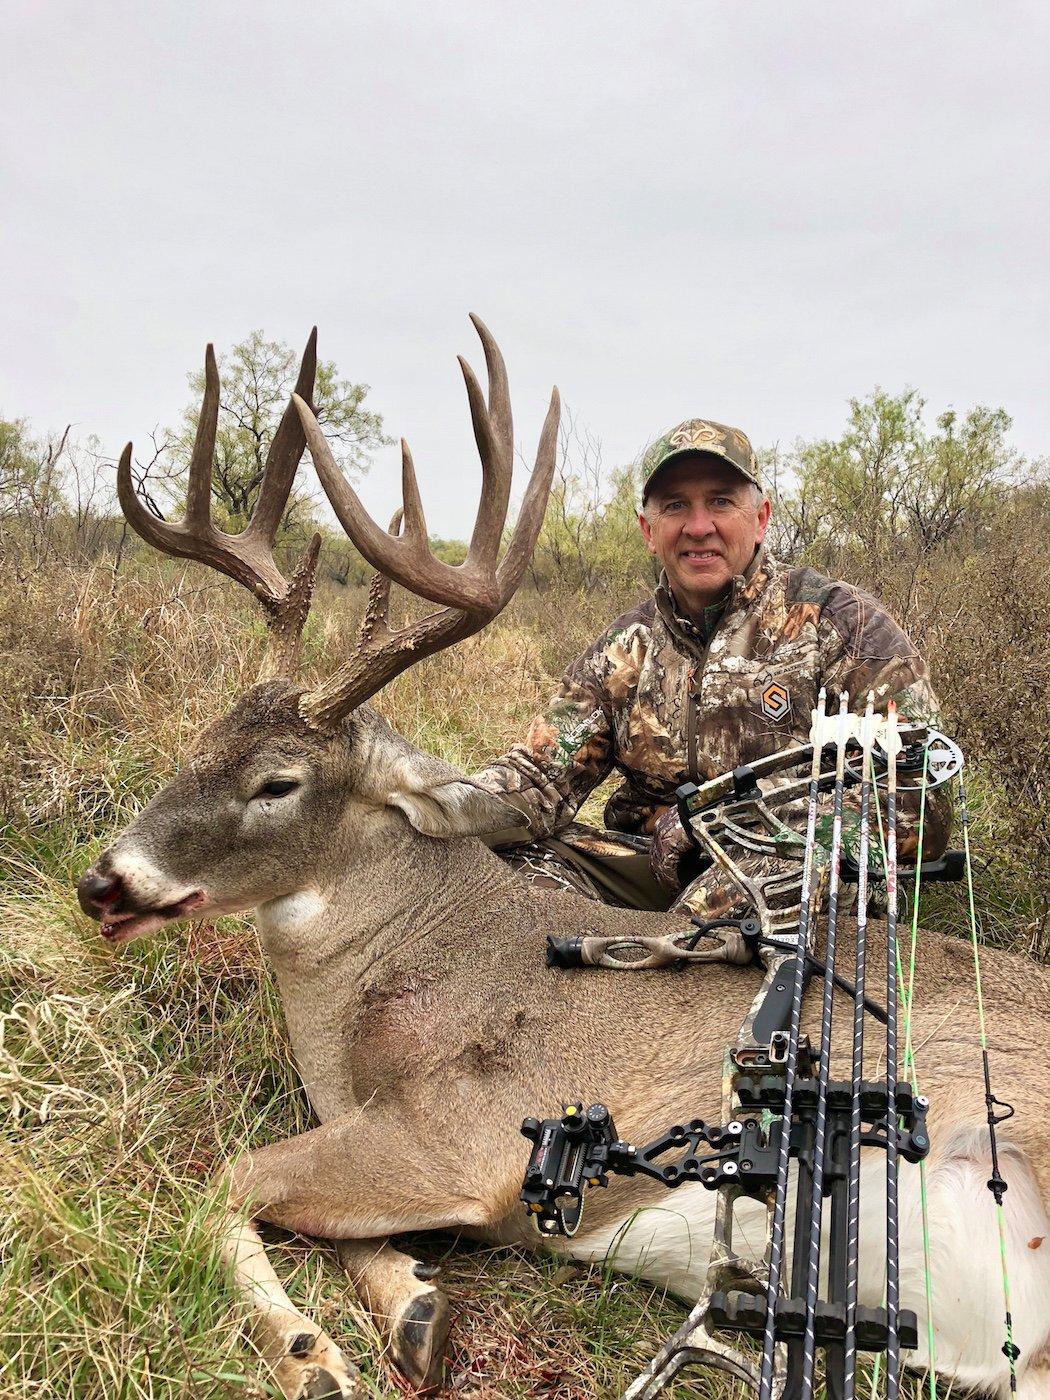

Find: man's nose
77;868;123;919
680;506;716;536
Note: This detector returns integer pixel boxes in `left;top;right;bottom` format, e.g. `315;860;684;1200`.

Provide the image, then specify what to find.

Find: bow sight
516;696;1016;1400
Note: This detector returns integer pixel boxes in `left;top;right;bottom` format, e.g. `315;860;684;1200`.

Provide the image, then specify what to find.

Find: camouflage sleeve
472;631;621;842
818;587;952;861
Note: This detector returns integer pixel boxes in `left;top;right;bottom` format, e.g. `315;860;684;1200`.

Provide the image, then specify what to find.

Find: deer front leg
221;1106;513;1394
335;1238;448;1388
221;1215;364;1399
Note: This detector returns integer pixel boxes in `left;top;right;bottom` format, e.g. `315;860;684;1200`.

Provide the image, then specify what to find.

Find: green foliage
766;389;1020;583
0;418;53;520
177;330;389;532
0;420;121;567
429;535;468;566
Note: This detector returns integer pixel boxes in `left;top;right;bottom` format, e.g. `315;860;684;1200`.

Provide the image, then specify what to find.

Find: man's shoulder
568;595;658;676
580;594;658;650
781;564;916;659
603;595;658;640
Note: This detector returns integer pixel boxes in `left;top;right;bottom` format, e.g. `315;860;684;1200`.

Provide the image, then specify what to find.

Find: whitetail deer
78;321;1050;1400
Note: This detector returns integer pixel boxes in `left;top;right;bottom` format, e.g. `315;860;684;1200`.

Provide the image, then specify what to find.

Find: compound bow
519;693;1017;1399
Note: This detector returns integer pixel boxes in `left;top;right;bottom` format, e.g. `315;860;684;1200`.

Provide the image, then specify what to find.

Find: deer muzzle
77;858;206;944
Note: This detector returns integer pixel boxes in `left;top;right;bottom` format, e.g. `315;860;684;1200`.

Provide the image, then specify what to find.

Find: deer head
77;318;559;944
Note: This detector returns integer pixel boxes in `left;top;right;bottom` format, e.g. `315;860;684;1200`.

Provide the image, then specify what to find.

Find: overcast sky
3;1;1047;538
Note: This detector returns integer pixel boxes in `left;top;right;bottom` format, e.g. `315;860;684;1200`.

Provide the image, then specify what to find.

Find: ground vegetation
1;376;1046;1396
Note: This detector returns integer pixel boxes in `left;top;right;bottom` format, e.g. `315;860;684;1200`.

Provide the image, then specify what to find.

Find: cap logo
668;421;727;454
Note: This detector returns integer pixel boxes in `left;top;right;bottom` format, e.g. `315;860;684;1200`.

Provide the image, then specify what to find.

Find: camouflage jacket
476;549;951;861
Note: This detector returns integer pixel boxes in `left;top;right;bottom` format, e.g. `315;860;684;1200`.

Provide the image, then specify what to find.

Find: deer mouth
100;891;207;945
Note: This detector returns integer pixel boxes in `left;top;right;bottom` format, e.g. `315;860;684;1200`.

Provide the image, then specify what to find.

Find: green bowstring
868;745;937;1400
959;774;1019;1393
872;750;1019;1397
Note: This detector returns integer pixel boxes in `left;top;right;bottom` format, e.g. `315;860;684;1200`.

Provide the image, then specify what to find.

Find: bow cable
799;690;852;1400
843;691;877;1400
758;686;828;1400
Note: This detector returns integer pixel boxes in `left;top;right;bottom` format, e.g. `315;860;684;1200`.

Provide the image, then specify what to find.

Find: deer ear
387;779;519;838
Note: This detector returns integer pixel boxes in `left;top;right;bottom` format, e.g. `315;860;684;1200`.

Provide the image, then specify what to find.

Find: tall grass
1;531;1045;1396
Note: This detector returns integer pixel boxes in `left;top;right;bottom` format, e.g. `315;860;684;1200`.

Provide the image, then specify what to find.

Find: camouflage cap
641;418;761;500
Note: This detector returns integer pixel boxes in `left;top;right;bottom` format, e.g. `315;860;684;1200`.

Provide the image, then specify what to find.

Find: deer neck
253;820;523;1120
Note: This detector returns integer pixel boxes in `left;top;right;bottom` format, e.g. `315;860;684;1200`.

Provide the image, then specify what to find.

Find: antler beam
297;316;559;728
116;333;321;676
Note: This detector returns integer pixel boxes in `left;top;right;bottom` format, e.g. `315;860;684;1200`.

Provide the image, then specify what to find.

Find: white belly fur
562;1142;1050;1399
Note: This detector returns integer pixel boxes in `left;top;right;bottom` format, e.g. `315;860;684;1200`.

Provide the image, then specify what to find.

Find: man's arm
473;627;628;843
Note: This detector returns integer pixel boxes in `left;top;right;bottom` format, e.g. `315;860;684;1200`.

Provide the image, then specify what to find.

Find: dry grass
1;536;1045;1398
1;558;724;1399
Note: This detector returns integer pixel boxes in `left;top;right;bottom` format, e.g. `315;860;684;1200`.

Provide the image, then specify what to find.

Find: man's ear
387;777;519;838
755;495;772;542
638;507;657;555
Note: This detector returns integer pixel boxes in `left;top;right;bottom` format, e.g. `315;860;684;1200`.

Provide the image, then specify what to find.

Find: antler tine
247;328;318;544
398;439;429;546
185;344;220;527
495;385;561;599
460;314;513;568
116;442;186;558
115;333;321;678
469;312;511;443
360;508;404;642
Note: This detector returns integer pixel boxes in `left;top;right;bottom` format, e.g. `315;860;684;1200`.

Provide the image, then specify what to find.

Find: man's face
639;456;771;615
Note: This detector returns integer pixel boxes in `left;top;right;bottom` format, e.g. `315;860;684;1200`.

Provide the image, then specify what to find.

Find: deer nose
77;869;123;918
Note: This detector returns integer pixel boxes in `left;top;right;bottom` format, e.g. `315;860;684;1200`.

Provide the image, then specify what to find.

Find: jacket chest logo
758;679;792;722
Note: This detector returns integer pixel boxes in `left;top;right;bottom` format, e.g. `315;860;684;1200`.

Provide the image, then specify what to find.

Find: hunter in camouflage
474;417;950;956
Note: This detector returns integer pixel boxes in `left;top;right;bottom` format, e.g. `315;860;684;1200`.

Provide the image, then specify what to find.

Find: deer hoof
275;1342;364;1400
391;1287;451;1391
296;1365;360;1400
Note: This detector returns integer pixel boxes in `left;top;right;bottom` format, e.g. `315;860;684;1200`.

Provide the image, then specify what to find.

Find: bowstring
959;773;1020;1393
844;691;876;1400
867;742;937;1400
758;686;828;1400
883;702;903;1400
800;690;852;1400
898;746;937;1400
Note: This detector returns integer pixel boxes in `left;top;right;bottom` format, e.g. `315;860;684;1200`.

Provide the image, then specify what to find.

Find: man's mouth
679;549;722;563
100;891;206;945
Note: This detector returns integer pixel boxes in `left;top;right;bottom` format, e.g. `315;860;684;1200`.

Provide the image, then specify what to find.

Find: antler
297;316;559;728
116;332;321;677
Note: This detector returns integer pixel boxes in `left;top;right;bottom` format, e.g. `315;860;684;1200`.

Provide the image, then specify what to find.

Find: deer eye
254;778;300;800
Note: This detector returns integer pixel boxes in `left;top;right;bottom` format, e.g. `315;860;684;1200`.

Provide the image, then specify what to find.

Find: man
474;418;950;963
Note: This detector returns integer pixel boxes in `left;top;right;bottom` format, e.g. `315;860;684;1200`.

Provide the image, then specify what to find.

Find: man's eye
254;778;299;800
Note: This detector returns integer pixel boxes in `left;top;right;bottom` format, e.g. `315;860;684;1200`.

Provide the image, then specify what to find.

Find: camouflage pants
485;822;772;966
